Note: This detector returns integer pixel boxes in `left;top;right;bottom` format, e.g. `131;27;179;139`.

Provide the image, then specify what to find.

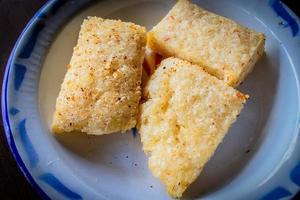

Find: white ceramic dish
2;0;300;199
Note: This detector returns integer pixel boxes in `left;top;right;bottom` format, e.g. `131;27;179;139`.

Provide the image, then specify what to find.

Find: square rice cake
52;17;146;135
147;0;265;87
138;57;247;197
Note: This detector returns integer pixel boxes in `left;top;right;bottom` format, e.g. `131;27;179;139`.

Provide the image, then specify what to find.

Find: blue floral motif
38;173;82;200
14;64;27;91
291;162;300;187
9;107;20;116
269;0;299;36
19;119;39;168
260;187;292;200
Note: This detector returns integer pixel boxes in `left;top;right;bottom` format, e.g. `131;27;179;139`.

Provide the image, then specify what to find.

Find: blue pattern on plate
9;107;20;116
269;0;299;36
14;64;27;91
2;0;88;199
38;12;48;19
260;186;292;200
18;0;76;59
2;0;300;199
18;20;45;59
37;0;68;19
131;127;137;138
19;119;39;168
38;173;82;200
291;162;300;187
49;0;68;15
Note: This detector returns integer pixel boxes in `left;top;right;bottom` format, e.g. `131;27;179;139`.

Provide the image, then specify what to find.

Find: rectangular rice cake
52;17;146;135
148;0;265;87
138;57;247;197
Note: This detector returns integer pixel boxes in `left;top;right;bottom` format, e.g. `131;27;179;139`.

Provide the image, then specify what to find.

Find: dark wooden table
0;0;299;199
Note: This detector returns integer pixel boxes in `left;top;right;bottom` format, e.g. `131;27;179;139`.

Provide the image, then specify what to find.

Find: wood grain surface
0;0;299;199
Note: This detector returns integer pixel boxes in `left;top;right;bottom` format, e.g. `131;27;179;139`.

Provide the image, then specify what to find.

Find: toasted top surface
138;57;247;197
52;17;146;134
148;0;265;86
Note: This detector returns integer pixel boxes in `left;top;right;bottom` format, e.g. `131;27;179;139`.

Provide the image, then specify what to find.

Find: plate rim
1;0;63;199
2;0;300;199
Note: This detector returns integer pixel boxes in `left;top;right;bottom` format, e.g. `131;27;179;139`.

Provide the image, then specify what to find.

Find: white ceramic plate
2;0;300;199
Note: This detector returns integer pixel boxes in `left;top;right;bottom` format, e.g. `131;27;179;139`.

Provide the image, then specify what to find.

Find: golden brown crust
52;17;146;135
148;0;265;87
138;57;247;197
